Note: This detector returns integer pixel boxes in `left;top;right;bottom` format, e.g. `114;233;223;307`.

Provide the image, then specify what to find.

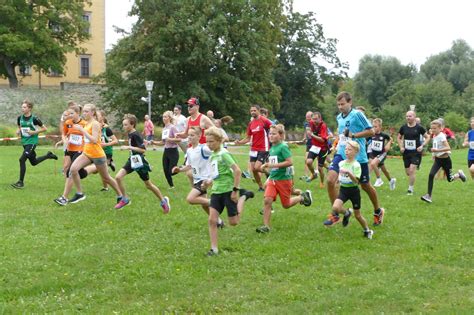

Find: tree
0;0;90;88
420;39;474;94
273;9;347;127
99;0;284;122
354;55;415;111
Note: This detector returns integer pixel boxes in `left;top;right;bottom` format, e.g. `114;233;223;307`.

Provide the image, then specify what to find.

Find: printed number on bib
21;127;31;137
162;129;170;140
371;140;383;152
309;145;321;154
69;134;83;146
192;166;199;177
249;150;258;158
470;141;474;150
130;154;144;169
404;139;416;150
269;155;278;171
211;161;219;178
432;140;440;150
339;134;348;146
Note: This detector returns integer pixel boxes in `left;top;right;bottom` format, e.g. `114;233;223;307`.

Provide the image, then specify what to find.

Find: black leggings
428;157;454;195
19;144;50;182
162;147;179;187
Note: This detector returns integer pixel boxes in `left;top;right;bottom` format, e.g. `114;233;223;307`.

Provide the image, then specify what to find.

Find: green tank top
19;115;38;145
101;127;113;155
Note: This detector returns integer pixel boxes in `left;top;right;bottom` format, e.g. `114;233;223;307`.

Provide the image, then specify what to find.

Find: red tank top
188;113;206;144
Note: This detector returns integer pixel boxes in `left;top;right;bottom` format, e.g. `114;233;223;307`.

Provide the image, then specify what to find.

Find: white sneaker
458;170;467;182
374;178;384;187
389;178;396;191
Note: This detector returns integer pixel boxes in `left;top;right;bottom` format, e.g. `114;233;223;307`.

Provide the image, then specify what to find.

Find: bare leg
326;169;339;205
361;182;380;211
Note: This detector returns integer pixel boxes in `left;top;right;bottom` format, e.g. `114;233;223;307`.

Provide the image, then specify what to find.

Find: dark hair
336;91;352;102
250;104;261;110
174;104;182;111
123;113;137;127
23;99;34;109
259;107;269;115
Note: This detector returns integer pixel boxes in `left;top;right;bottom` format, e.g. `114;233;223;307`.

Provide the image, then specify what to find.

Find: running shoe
206;249;218;256
109;161;116;172
373;208;385;226
47;151;58;160
115;197;131;209
69;193;86;204
256;225;271;233
299;175;309;181
364;229;374;239
373;178;384;187
258;187;265;192
54;196;68;206
458;170;467;182
100;187;109;192
342;208;353;227
259;207;274;215
389;178;397;191
420;194;432;203
407;189;413;196
11;181;24;189
161;196;171;214
323;213;340;227
242;171;252;179
301;190;313;206
217;218;225;229
239;188;255;200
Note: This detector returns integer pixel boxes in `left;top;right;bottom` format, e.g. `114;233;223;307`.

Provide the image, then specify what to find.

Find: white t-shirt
186;144;212;183
432;132;451;157
175;114;188;133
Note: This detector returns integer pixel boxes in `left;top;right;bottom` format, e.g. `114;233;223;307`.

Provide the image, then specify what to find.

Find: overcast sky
105;0;474;76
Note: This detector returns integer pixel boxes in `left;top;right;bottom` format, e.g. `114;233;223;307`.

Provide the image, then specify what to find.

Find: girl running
114;114;171;212
159;111;180;189
369;118;396;190
256;124;312;233
11;100;58;189
462;117;474;179
421;119;466;203
67;104;124;206
204;127;254;256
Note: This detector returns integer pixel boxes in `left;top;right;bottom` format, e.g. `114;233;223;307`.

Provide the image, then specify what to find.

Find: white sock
211;247;218;253
408;185;414;191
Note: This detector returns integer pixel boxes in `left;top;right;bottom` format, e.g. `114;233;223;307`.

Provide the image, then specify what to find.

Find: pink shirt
144;120;154;136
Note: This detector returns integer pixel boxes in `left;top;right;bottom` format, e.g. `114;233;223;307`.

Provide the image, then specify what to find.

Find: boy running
114;114;171;212
256;124;312;233
324;141;374;239
420;120;466;203
11;100;57;189
369;118;396;190
462;117;474;179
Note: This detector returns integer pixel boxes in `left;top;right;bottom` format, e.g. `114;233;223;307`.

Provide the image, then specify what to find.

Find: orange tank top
83;121;105;158
64;118;87;152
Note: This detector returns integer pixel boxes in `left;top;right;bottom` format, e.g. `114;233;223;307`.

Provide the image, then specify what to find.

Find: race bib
162;129;170;140
192;166;199;177
130;154;144;169
339;134;348;146
470;141;474;150
338;172;351;185
69;134;83;146
21;127;31;137
371;140;383;152
432;140;440;150
286;166;295;176
211;161;219;178
84;136;90;144
309;145;321;154
249;150;258;158
269;155;278;171
404;139;416;150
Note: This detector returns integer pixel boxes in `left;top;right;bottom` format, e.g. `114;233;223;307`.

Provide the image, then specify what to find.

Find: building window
82;12;91;34
18;65;31;76
48;68;62;77
80;56;91;77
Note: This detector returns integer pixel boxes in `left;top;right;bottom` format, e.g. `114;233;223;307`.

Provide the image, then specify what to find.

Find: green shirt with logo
18;115;41;145
210;149;237;194
268;142;293;180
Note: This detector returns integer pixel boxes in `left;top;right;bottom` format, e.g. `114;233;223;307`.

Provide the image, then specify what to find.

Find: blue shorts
329;154;370;184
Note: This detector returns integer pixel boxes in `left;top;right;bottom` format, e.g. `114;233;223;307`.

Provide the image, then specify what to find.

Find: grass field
1;145;473;313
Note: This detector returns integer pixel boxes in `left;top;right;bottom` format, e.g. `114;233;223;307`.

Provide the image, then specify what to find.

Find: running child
369;118;396;190
204;127;254;256
421;120;466;203
11;100;58;189
462;117;474;179
323;141;374;239
114;114;171;212
256;124;312;233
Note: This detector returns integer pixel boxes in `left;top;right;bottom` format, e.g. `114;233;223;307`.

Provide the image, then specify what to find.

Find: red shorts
264;179;293;207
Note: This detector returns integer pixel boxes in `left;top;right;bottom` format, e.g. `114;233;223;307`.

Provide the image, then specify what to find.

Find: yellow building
0;0;105;87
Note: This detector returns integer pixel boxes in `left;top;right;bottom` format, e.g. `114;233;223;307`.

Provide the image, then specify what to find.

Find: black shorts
192;180;207;195
403;152;422;168
369;151;387;166
468;160;474;168
122;156;151;181
249;151;269;163
307;149;328;167
21;144;37;158
65;150;82;159
337;186;361;210
210;191;238;217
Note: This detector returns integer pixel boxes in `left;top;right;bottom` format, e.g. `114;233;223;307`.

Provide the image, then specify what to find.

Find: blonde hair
189;126;201;136
430;119;442;127
346;140;360;153
270;124;286;140
373;118;383;125
163;110;176;124
83;103;98;119
205;126;224;142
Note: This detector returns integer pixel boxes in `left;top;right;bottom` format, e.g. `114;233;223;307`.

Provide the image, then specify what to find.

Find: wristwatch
232;187;240;192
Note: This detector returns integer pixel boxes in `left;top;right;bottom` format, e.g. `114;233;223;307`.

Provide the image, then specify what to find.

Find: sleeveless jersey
101;127;114;155
19;115;40;145
83;122;105;159
188;113;206;144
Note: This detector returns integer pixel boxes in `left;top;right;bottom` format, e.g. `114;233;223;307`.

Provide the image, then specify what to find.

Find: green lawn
1;145;473;313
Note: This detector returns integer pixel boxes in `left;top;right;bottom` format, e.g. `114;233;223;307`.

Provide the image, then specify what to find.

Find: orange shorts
264;179;293;207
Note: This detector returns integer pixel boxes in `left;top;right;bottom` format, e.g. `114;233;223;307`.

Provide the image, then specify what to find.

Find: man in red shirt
236;104;273;191
305;112;329;188
177;97;214;144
